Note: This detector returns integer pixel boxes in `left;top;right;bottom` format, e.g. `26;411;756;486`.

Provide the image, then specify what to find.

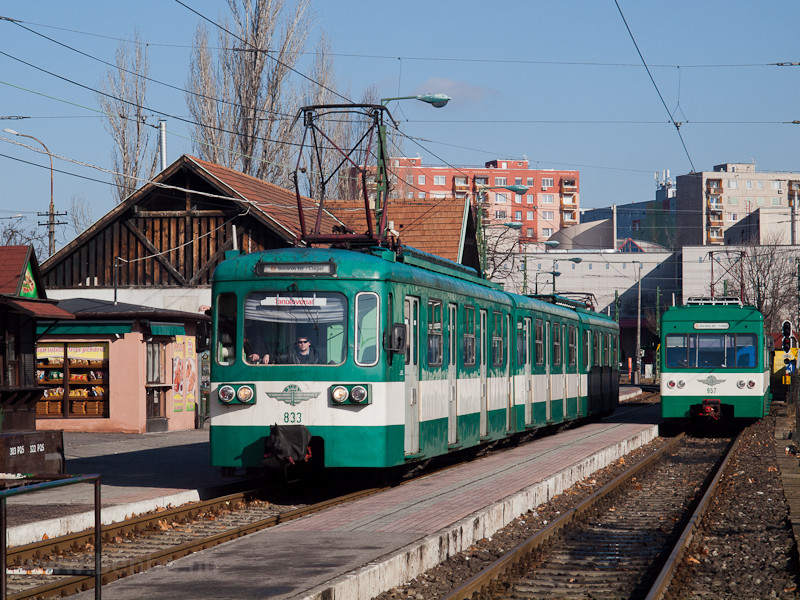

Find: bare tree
69;194;94;235
97;28;156;203
482;213;522;286
720;232;798;332
0;218;47;257
186;0;311;188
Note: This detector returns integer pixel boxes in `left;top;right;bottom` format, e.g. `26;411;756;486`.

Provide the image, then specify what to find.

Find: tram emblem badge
697;375;725;386
267;384;320;406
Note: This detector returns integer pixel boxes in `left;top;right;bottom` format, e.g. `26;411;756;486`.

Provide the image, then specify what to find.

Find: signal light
783;320;793;353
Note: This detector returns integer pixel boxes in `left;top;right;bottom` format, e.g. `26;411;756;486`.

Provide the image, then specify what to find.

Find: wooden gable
41;155;344;290
0;246;47;299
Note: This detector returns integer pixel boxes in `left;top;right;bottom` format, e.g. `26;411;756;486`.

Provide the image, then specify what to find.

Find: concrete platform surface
7;429;250;546
74;404;662;600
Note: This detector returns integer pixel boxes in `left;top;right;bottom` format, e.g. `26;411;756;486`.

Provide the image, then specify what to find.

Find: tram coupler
701;398;721;420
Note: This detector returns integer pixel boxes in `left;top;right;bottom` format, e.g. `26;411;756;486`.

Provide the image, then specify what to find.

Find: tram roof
661;303;763;325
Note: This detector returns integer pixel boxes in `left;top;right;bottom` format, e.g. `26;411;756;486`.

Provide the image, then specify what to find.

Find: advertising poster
172;336;198;412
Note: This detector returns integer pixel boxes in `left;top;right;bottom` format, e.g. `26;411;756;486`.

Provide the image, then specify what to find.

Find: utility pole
635;261;642;385
655;286;661;383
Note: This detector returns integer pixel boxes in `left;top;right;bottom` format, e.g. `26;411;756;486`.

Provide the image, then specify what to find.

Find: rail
1;474;101;599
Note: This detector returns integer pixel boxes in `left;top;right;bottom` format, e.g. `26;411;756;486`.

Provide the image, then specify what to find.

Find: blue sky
1;0;799;250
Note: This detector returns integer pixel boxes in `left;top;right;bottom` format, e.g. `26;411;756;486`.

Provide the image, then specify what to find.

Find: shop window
146;341;166;418
36;343;109;418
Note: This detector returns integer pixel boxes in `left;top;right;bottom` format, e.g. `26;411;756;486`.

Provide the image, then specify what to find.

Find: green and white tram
660;297;771;421
210;246;620;471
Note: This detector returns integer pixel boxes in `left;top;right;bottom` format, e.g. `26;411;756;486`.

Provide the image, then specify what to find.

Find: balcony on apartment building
561;194;576;206
452;177;470;197
707;198;723;212
706;179;723;196
560;179;578;192
707;228;724;243
707;213;724;226
561;211;578;226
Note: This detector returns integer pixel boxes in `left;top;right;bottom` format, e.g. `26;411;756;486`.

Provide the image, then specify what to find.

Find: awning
149;322;186;336
0;298;75;320
37;320;134;335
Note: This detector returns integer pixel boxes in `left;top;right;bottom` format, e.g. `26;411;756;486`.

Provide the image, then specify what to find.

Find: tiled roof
0;298;74;320
0;246;31;295
186;157;343;240
327;198;468;262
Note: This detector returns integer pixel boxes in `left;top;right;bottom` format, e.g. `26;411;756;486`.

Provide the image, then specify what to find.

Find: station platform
71;399;662;600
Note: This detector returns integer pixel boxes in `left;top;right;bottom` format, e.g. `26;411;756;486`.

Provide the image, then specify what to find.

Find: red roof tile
328;198;468;262
187;157;342;240
0;246;31;295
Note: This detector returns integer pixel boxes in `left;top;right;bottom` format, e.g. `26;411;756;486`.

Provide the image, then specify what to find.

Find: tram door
562;324;568;418
404;297;420;455
545;321;552;421
479;309;488;437
523;318;532;425
505;314;513;431
567;325;579;417
447;303;458;445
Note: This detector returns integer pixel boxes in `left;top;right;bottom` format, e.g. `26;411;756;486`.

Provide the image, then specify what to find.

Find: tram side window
216;292;237;366
553;323;562;366
516;319;526;366
613;335;619;368
492;311;504;367
568;325;576;366
243;291;347;365
535;319;544;365
355;292;379;366
428;300;443;366
605;333;611;367
593;331;601;367
584;329;590;369
463;306;476;366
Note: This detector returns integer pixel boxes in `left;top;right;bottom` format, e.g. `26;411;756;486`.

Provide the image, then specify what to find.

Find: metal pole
95;478;102;599
1;497;6;599
635;262;642;385
523;254;527;295
552;261;558;294
656;286;661;382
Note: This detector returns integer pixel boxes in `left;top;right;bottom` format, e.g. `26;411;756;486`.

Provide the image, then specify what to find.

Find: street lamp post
381;93;451;108
551;257;582;293
4;128;56;255
534;270;560;294
633;260;642;385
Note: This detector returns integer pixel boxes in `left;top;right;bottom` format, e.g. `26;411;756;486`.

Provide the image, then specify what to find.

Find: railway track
442;430;742;600
3;482;387;599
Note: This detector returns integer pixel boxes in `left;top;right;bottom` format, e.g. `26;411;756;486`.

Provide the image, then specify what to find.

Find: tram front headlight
331;385;349;403
677;380;686;389
237;385;254;402
748;380;756;389
350;385;368;403
737;380;746;389
218;385;236;403
667;380;676;389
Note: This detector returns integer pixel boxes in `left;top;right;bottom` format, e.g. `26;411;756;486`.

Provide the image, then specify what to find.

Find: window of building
728;180;738;189
496;193;507;203
526;195;534;204
406;192;413;199
708;180;720;189
515;194;522;204
757;181;764;190
727;196;739;205
432;193;446;199
501;162;507;169
496;210;507;219
746;180;752;189
427;300;443;366
542;194;554;204
527;228;534;237
418;174;425;185
434;175;446;186
757;197;765;206
527;211;534;220
728;213;738;221
515;211;522;220
515;177;522;186
527;177;534;186
455;176;467;186
542;211;554;220
772;181;782;190
772;197;782;206
542;178;554;188
495;177;507;186
542;228;554;237
146;341;167;418
475;176;488;186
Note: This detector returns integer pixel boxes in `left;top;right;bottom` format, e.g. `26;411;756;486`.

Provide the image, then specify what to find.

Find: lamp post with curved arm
4;128;55;255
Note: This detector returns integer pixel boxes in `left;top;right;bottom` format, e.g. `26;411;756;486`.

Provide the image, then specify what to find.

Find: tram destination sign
693;322;729;330
255;262;336;277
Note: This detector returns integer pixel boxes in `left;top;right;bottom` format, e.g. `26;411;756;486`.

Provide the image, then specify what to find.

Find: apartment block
675;163;800;246
374;156;580;243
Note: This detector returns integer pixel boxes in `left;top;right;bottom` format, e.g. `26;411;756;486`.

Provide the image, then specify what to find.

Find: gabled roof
185;156;342;240
42;155;344;273
0;245;45;298
327;197;472;263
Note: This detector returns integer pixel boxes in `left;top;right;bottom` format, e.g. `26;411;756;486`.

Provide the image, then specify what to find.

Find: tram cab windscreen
665;333;757;369
243;292;347;365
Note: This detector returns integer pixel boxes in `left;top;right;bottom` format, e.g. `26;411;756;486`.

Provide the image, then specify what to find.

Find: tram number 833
283;412;302;424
